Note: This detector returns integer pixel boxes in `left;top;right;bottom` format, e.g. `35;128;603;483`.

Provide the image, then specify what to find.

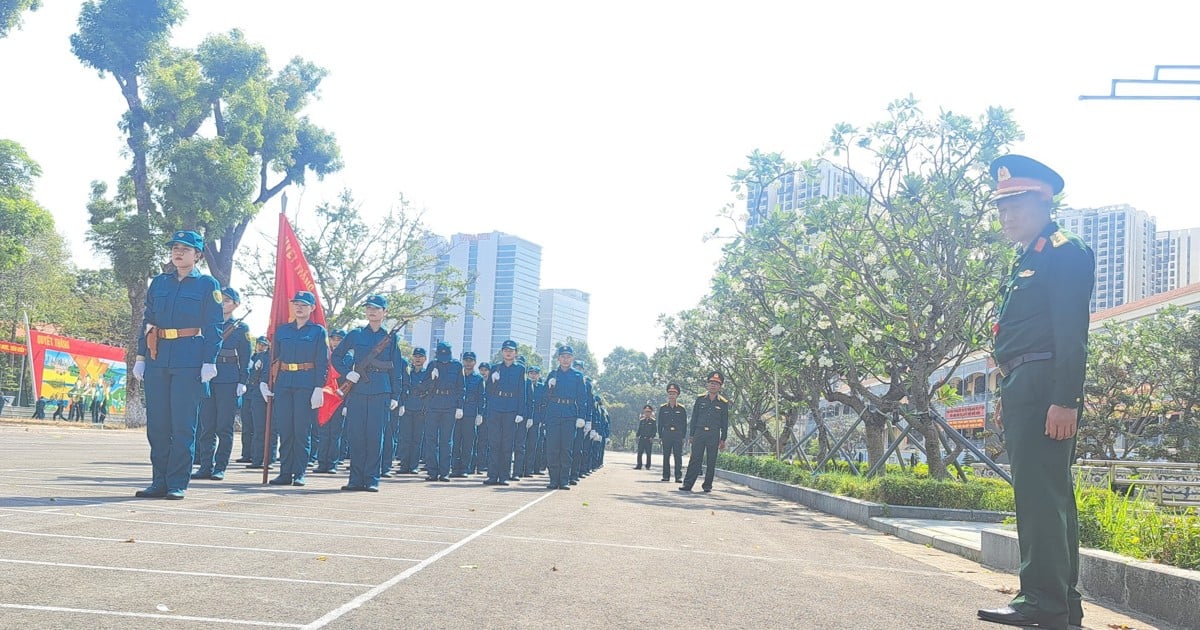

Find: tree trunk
124;282;148;428
914;412;950;479
863;409;887;474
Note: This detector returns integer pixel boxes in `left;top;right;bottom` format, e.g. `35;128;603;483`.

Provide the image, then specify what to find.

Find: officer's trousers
316;405;345;470
451;417;475;475
380;411;399;474
513;420;530;476
196;382;238;473
345;392;387;489
398;410;424;473
636;437;653;468
274;387;314;479
144;366;202;492
1002;362;1082;629
682;432;719;490
661;438;683;480
544;418;574;488
521;421;540;475
487;411;518;482
423;409;455;478
239;395;254;460
249;392;278;466
570;430;588;479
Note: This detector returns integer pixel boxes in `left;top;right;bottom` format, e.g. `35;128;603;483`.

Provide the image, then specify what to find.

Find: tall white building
406;231;542;357
537;289;590;360
1056;205;1156;313
746;159;868;227
1155;227;1200;294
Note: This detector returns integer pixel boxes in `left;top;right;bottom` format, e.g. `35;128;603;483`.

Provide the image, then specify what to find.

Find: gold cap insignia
996;166;1011;181
1018;269;1035;278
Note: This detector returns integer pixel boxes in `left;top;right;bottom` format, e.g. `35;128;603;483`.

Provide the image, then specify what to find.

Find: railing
1077;459;1200;508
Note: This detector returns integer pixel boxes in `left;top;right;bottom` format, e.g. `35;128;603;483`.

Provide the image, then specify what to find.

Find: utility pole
1080;64;1200;101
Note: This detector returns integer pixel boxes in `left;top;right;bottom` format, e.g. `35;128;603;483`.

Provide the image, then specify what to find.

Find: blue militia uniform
529;378;548;473
485;361;526;484
271;322;328;483
570;377;595;482
332;325;403;490
398;363;429;474
195;318;250;477
454;370;485;476
424;356;465;480
138;268;223;494
592;403;609;468
515;376;539;477
246;349;277;466
543;367;587;489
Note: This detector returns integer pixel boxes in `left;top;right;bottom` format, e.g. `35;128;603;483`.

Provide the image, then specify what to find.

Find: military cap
516;355;526;365
435;341;452;357
291;291;316;306
527;364;541;373
573;359;585;369
329;329;347;339
220;287;241;304
363;294;388;309
255;335;269;345
462;351;477;360
501;339;518;350
643;404;654;411
165;230;204;251
412;347;427;357
557;345;574;356
666;382;681;394
478;361;491;370
989;154;1064;204
706;370;724;384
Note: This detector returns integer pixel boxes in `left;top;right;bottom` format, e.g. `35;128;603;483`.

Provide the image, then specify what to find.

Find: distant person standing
679;371;729;493
52;398;68;421
131;230;222;500
32;396;46;419
635;404;656;470
657;383;687;482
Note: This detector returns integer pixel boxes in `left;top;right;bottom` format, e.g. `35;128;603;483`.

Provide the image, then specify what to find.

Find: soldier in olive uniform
635;404;657;469
657;383;687;482
679;371;729;493
976;155;1094;630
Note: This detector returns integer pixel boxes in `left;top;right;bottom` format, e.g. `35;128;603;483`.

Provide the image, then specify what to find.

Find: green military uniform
988;156;1095;630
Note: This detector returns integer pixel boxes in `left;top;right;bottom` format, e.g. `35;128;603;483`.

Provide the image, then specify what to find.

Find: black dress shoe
424;476;438;482
247;463;263;469
977;605;1044;627
557;484;570;490
450;473;468;478
660;478;670;482
340;484;360;491
483;479;500;486
702;487;712;493
678;486;693;492
268;475;292;485
438;476;449;482
135;486;167;498
235;457;252;463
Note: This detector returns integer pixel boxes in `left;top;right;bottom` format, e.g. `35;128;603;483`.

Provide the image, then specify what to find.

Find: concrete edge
982;528;1200;628
869;518;983;563
716;469;881;525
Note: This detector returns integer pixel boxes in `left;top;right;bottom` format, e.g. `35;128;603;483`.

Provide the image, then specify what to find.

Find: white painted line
0;558;374;587
302;489;556;629
0;603;302;628
0;508;455;546
0;528;421;563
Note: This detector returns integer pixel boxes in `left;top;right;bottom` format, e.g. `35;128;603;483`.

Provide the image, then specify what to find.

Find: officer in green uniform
977;155;1094;630
679;371;729;493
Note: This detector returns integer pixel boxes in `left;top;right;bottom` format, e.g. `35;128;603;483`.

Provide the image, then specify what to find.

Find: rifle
337;319;409;396
219;308;253;344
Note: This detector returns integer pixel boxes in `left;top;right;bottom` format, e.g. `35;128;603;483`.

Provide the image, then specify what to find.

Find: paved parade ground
0;422;1177;629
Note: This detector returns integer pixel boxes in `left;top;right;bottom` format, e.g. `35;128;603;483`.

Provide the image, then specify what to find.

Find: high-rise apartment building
405;231;542;358
1056;205;1156;312
1155;227;1200;294
746;159;868;227
537;289;590;360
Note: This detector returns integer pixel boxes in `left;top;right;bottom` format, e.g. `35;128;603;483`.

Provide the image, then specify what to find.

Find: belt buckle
162;329;179;340
287;363;299;371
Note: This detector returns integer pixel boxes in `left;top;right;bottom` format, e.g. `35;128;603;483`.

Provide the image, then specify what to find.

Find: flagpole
263;192;288;485
21;310;34;406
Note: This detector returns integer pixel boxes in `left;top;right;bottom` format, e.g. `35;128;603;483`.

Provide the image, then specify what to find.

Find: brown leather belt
156;327;201;339
997;352;1053;378
278;362;315;372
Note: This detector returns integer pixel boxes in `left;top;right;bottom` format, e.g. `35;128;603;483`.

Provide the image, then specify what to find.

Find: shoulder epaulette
718;395;729;404
1050;230;1069;248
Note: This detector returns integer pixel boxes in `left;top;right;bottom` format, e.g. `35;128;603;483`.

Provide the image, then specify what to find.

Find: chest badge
1018;269;1035;278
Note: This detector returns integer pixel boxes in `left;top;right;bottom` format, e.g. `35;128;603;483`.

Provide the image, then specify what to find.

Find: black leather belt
997;352;1053;378
552;398;573;404
494;391;515;398
217;356;241;364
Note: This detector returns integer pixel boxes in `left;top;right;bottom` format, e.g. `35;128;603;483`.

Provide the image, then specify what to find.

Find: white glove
455;408;464;419
260;382;274;400
431;367;439;380
237;384;247;397
390;399;398;410
593;432;602;442
342;407;347;416
575;418;585;429
345;370;360;383
526;418;533;429
254;359;262;370
200;363;218;383
132;359;145;381
547;377;556;388
310;387;324;409
491;370;500;382
515;415;524;424
398;405;406;416
475;414;483;426
584;421;592;433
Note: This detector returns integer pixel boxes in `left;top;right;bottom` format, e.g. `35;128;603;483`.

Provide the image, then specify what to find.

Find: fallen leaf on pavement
582;502;589;507
459;564;479;569
996;586;1017;595
468;508;475;512
316;556;328;561
123;538;135;543
710;510;715;516
246;530;256;535
156;604;171;612
1107;624;1135;629
551;565;558;572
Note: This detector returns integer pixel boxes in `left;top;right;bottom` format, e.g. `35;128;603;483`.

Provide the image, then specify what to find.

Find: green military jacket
994;221;1095;408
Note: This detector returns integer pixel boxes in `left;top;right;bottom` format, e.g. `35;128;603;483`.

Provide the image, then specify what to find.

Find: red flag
270;211;342;426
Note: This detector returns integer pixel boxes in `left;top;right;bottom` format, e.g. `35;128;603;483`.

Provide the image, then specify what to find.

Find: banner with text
30;332;127;414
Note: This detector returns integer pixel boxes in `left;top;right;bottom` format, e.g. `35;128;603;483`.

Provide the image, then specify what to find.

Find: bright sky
3;1;1199;364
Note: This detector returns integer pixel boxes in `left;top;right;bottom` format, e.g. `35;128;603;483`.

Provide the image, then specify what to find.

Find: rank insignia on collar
1018;269;1035;278
1050;231;1068;247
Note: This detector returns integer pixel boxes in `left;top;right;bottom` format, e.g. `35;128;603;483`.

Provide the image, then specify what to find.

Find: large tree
0;139;54;271
0;0;40;39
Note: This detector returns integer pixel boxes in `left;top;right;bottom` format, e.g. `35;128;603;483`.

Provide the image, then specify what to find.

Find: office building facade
537;289;590;360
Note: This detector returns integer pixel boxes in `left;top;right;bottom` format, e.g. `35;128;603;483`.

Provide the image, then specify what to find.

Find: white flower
818;355;834;368
816;319;831;330
768;324;786;336
864;253;878;265
810;283;828;299
880;268;899;282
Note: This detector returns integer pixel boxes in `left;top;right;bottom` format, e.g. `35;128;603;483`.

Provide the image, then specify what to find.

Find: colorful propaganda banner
0;340;24;355
270;212;342;426
29;332;127;414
